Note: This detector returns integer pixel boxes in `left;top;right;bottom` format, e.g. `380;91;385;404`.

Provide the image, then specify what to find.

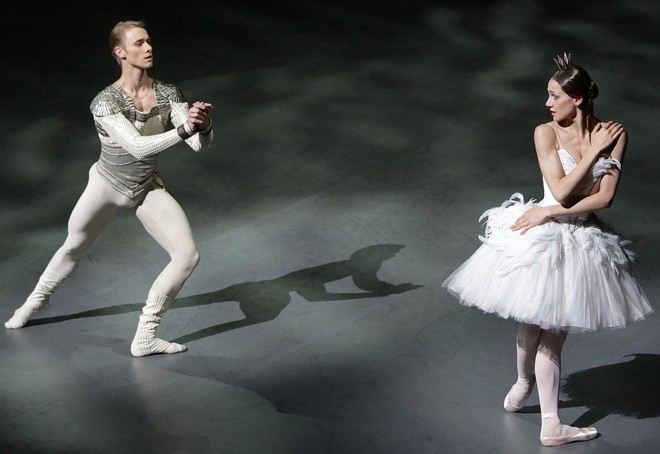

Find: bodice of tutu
540;148;622;209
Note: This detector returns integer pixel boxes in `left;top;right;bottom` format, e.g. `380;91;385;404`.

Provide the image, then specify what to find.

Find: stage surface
1;1;659;453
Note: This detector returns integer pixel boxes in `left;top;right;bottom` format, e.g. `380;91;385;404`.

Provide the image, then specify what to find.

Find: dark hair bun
588;80;599;99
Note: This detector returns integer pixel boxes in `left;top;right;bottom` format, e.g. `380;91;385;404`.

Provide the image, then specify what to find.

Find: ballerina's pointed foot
540;426;598;447
503;375;536;412
4;302;50;329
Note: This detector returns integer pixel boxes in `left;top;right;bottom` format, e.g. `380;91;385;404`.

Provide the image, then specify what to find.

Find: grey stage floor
1;1;659;453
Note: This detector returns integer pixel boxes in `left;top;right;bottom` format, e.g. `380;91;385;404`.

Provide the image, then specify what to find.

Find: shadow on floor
562;353;660;425
28;244;422;344
515;353;660;427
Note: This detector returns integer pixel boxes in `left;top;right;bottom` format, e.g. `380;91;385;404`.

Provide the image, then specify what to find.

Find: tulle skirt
442;193;653;333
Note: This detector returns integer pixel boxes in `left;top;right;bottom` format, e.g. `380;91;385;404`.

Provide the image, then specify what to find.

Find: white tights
45;164;199;298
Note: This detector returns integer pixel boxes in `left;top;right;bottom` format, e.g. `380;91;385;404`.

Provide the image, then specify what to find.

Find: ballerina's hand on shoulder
589;121;624;158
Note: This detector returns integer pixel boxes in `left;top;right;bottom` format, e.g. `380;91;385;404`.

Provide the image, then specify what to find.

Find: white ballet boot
130;290;187;357
5;268;68;329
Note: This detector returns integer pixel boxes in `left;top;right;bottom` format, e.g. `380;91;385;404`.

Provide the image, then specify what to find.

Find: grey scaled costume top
90;80;212;200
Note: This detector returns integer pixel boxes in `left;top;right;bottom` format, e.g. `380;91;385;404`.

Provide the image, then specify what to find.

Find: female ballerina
442;53;652;446
4;20;214;357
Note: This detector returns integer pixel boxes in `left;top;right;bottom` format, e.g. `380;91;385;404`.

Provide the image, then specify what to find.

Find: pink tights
514;323;585;438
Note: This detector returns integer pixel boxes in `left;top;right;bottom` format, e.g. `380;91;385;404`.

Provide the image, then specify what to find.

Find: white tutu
442;193;653;333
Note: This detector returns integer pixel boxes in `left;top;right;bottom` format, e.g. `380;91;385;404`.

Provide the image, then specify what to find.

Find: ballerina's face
545;78;579;122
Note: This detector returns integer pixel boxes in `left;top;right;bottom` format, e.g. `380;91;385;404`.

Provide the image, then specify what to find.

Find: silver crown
553;52;572;70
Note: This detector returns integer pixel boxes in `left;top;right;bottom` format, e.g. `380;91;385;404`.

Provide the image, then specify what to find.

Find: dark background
1;1;659;453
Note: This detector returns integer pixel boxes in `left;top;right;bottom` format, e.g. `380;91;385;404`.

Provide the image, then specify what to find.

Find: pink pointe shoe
503;375;536;412
540;427;598;447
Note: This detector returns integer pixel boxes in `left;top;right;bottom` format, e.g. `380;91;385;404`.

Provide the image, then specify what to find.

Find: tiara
553;52;572;70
